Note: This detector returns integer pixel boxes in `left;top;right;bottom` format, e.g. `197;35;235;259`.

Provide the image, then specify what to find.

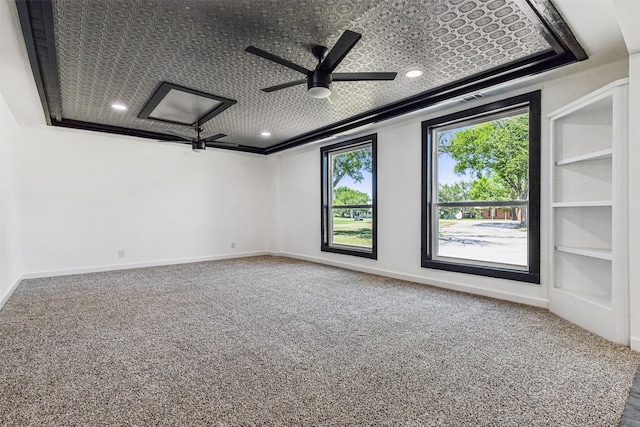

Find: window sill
321;245;377;260
422;259;540;284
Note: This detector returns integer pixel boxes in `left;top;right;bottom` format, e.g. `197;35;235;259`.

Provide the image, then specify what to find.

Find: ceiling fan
162;121;236;152
245;30;397;99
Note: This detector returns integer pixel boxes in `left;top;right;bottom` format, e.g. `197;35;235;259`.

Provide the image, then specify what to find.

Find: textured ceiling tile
52;0;551;148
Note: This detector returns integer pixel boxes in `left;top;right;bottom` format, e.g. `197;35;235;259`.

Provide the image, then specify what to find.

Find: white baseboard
631;337;640;353
270;251;549;309
21;251;269;280
0;274;24;310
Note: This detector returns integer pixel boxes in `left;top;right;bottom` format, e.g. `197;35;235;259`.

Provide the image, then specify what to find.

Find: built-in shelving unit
548;79;629;345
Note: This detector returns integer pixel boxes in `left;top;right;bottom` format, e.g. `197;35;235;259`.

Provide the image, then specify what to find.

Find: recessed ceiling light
261;131;271;137
405;69;423;78
111;103;127;111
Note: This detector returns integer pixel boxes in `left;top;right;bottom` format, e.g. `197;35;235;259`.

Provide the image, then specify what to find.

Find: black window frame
421;91;541;283
321;134;377;259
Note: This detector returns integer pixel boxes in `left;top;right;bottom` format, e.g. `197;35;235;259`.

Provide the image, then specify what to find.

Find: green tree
333;186;371;218
469;176;511;201
442;114;529;224
438;181;472;218
333;186;371;205
444;115;529;200
470;176;515;220
332;147;372;188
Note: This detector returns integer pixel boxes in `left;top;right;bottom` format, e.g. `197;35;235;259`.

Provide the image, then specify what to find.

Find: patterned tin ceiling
17;0;585;153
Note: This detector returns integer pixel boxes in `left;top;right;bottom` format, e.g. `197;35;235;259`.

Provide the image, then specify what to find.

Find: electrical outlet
118;249;125;258
231;242;235;248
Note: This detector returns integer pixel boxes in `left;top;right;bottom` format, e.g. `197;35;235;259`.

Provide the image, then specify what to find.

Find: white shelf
552;200;612;208
556;148;612;166
555;246;612;261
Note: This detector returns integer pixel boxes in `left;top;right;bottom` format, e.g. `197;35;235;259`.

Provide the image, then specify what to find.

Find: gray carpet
1;256;638;426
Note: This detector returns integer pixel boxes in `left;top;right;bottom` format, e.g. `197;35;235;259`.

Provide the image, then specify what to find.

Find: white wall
0;0;26;306
266;155;282;254
0;94;23;306
269;59;629;308
19;126;269;276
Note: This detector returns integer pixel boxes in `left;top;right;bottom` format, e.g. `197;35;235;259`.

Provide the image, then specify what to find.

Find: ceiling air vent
458;93;484;103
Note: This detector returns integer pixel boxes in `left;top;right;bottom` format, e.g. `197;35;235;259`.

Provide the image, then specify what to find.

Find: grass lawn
332;217;372;247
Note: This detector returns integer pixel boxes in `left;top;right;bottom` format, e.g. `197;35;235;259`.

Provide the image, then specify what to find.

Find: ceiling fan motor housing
307;70;332;98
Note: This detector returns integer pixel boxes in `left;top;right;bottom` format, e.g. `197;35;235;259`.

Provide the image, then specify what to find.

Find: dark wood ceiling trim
265;51;569;154
512;0;565;55
52;119;265;154
515;0;588;61
39;0;62;121
15;0;61;125
53;119;187;141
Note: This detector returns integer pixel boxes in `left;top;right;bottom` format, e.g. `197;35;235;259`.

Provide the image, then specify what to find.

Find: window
422;92;540;283
321;135;377;259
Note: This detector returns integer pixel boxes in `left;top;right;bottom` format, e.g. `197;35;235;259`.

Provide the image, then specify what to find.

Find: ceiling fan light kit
307;62;333;98
307;86;331;98
192;140;206;152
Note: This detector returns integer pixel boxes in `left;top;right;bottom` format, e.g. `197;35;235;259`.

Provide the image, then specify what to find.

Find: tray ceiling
16;0;585;154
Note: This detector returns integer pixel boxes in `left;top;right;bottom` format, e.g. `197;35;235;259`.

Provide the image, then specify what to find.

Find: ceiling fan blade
201;133;227;143
332;72;398;81
160;140;191;144
318;30;362;74
206;141;240;148
261;79;307;93
245;46;310;75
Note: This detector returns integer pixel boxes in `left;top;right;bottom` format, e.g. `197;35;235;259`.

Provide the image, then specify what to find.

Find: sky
437;127;471;186
338;172;372;197
438;152;470;185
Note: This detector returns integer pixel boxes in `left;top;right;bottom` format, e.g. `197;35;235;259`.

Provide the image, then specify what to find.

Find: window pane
433;112;530;268
436;206;528;267
330;147;372;205
331;209;373;248
437;113;529;202
329;146;372;248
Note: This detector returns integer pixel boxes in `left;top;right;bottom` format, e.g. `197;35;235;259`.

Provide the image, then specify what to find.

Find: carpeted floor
1;256;638;426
